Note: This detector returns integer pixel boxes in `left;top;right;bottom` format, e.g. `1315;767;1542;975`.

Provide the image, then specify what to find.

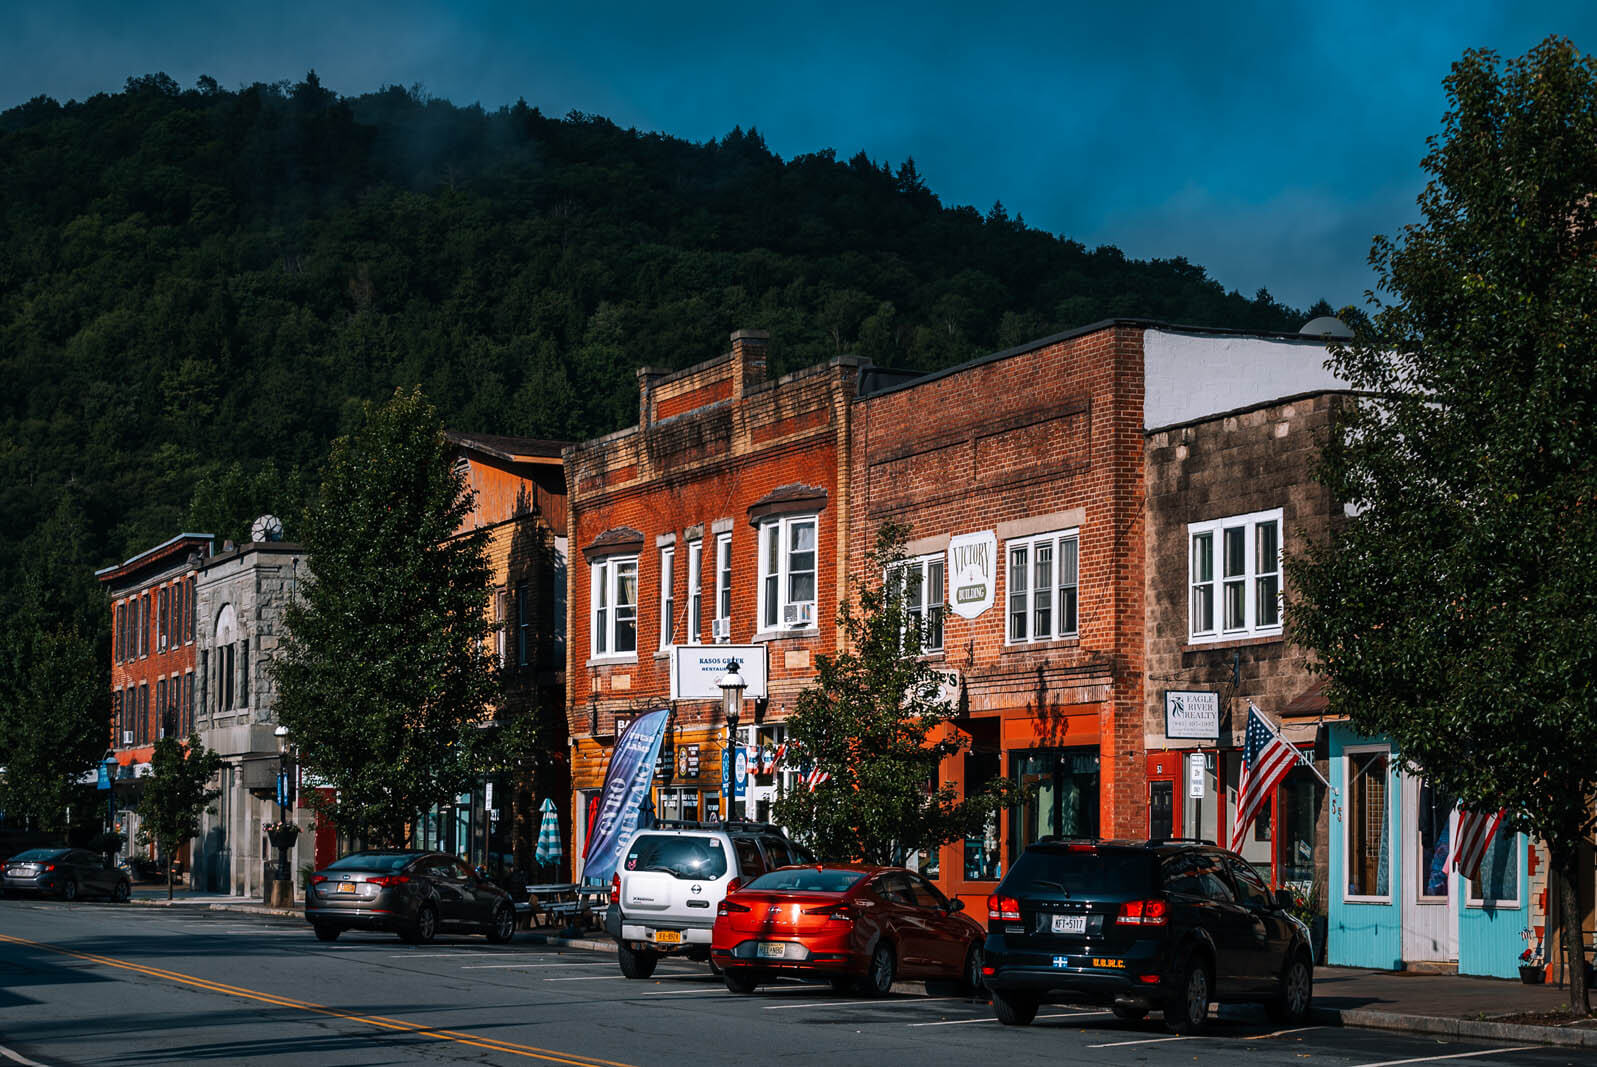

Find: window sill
586;654;638;668
753;628;821;643
1342;896;1392;906
1000;637;1081;654
1182;633;1284;654
1465;899;1521;910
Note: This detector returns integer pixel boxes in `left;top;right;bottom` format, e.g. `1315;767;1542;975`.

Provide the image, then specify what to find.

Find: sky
7;2;1595;311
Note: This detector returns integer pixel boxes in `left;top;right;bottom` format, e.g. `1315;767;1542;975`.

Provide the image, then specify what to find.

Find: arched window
215;604;238;712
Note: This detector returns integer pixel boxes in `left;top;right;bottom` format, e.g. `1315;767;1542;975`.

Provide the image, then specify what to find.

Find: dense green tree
1288;37;1597;1013
774;523;1007;863
272;387;501;845
135;733;223;900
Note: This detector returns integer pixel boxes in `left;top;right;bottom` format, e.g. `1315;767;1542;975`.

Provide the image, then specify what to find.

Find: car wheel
990;987;1039;1026
1166;953;1212;1034
618;941;659;979
959;945;985;997
111;880;130;903
1111;1002;1148;1022
486;904;515;944
857;943;895;997
401;903;438;944
1267;953;1313;1024
313;924;341;942
61;879;78;902
723;969;759;995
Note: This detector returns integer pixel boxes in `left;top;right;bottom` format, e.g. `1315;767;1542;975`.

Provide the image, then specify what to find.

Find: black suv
983;839;1312;1032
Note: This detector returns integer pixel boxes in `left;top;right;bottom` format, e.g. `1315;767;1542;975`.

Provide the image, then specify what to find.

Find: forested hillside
0;71;1318;645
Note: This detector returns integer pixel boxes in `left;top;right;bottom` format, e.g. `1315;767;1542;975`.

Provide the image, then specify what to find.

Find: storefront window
658;787;701;824
963;741;1002;882
1181;752;1219;847
1347;751;1390;898
1276;767;1323;886
1416;778;1456;899
1469;831;1519;905
1009;748;1099;864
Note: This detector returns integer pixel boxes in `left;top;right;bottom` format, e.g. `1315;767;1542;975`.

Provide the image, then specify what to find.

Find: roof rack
1149;836;1216;846
645;818;783;834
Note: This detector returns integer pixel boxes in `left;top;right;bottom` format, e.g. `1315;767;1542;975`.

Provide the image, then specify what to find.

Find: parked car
712;864;985;996
608;820;812;978
982;838;1313;1032
2;848;130;902
304;850;517;944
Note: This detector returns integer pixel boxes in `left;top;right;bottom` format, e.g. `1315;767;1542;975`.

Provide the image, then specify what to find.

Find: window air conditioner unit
784;602;814;626
121;731;133;746
712;617;730;642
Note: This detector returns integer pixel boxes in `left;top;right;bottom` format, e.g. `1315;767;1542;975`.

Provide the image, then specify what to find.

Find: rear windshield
327;852;417;872
744;868;866;893
7;848;67;862
1004;848;1156;899
625;835;727;879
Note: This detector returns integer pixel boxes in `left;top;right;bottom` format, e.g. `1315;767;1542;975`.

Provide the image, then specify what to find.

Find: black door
1150;782;1174;840
1223;856;1286;990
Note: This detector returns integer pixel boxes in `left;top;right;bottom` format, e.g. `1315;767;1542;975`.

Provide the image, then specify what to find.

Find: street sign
1188;753;1207;799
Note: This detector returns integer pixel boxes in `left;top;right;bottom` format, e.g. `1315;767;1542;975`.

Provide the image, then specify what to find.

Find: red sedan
711;865;985;996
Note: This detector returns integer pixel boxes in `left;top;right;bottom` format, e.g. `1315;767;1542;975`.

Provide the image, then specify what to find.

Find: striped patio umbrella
534;797;563;869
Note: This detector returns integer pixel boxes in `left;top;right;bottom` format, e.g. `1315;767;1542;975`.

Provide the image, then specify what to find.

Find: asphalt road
0;899;1583;1066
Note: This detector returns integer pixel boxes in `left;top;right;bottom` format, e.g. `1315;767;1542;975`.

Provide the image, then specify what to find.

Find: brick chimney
637;366;668;429
729;329;769;398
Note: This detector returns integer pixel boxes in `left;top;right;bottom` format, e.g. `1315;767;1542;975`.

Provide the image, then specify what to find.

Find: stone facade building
192;534;307;896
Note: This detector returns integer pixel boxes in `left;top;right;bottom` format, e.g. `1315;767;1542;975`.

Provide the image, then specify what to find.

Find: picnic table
524;882;604;930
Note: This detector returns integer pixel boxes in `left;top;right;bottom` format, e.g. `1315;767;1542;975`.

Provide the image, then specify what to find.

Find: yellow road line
0;933;636;1067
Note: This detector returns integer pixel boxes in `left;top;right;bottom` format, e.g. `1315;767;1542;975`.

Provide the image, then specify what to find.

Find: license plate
756;942;787;959
654;930;683;945
337;882;356;894
1051;914;1086;934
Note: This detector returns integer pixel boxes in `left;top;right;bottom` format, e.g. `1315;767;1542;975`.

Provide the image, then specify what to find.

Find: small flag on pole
805;764;829;792
1451;807;1505;879
1230;705;1302;851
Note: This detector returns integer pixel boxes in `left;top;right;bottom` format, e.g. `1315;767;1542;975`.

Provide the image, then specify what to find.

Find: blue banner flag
582;709;669;883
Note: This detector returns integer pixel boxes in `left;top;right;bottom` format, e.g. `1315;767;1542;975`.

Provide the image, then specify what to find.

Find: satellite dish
250;514;284;543
1300;316;1352;339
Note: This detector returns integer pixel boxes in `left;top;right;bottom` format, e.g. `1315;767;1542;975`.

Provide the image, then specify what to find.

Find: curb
521;932;617;954
1314;1006;1597;1050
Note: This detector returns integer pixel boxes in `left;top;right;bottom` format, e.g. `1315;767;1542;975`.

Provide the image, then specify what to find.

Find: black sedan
2;848;131;902
305;849;516;944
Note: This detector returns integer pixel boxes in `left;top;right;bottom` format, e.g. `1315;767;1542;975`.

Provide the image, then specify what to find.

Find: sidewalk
124;896;1597;1049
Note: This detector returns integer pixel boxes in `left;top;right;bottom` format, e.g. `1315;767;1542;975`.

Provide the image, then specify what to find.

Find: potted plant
1517;943;1546;984
264;820;301;851
1284;882;1327;964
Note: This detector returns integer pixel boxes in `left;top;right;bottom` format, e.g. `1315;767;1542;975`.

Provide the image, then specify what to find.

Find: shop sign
946;531;996;620
670;644;769;701
675;744;701;780
1164;689;1221;740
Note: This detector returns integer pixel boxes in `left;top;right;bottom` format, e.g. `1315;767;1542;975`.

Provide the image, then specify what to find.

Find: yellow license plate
337;882;356;893
654;930;683;945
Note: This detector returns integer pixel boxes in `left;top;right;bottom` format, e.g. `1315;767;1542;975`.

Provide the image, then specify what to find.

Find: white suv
608;821;809;978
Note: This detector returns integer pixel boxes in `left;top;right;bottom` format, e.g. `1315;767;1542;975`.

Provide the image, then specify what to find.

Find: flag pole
1247;701;1336;794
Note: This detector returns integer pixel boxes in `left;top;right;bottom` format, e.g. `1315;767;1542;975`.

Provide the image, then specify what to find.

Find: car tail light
987;894;1021;922
725;877;742;894
41;864;56;872
1116;898;1169;926
610;873;620;904
803;903;855;922
311;875;328;885
981;965;996;977
1065;843;1097;853
369;875;410;888
1139;973;1162;984
717;899;751;916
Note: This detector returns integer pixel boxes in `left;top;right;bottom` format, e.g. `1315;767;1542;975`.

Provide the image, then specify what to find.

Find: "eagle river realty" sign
946;530;996;620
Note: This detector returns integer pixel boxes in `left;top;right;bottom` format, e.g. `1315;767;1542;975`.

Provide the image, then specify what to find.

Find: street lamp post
102;752;120;860
716;660;746;823
268;724;296;907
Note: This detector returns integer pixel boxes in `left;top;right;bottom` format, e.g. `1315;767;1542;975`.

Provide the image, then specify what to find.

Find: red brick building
564;331;860;867
95;532;213;864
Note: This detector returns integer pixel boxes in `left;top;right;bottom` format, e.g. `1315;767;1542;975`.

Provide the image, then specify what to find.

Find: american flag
805;764;830;792
1451;807;1506;879
1230;705;1302;852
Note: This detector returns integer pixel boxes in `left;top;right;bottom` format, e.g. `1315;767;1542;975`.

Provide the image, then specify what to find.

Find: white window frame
887;554;945;653
1465;829;1521;908
590;555;638;661
658;546;675;650
1004;528;1079;645
1188;508;1282;643
756;514;818;632
715;532;733;635
1342;745;1393;904
687;539;703;644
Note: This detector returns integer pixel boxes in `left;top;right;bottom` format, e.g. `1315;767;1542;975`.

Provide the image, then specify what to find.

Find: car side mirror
1273;888;1294;911
946;898;965;913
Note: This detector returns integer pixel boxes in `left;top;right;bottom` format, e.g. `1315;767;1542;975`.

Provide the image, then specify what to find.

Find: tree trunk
1549;838;1590;1016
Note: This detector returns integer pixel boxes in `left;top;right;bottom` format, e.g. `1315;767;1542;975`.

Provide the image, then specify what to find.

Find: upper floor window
715;533;733;638
115;601;127;663
591;555;638;657
516;582;530;667
889;554;945;653
185;577;196;643
687;540;703;644
1188;509;1282;643
1006;529;1079;644
758;515;817;630
659;546;676;650
157;585;170;651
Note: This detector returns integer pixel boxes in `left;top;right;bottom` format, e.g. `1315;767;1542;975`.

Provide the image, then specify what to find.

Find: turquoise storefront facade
1327;725;1530;978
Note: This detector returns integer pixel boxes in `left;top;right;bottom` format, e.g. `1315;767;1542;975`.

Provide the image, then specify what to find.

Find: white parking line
762;997;972;1011
1347;1048;1541;1067
907;1010;1107;1028
460;963;608;970
386;952;483;958
1245;1026;1325;1040
1087;1035;1192;1048
0;1043;47;1067
640;988;725;995
544;975;635;982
